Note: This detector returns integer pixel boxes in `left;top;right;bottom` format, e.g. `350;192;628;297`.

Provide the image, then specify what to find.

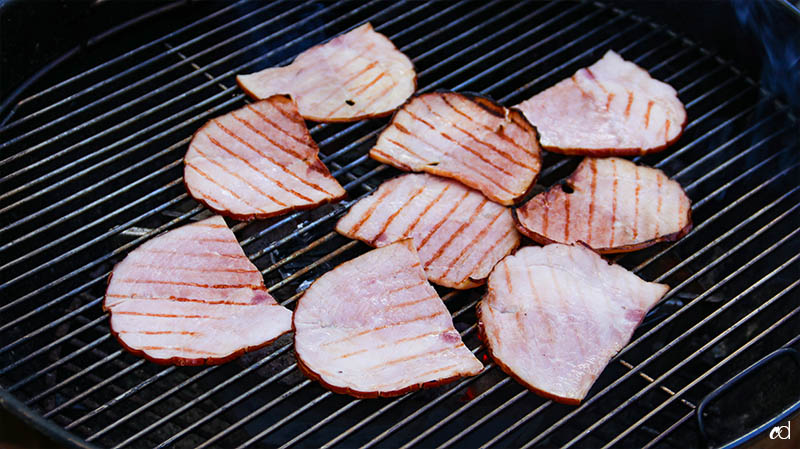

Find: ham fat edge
104;215;293;366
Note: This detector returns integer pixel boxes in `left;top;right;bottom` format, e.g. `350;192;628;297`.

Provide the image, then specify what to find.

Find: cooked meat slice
183;95;346;220
515;50;686;155
514;157;692;253
293;240;483;398
478;244;669;404
237;23;415;122
104;215;292;366
370;92;542;206
336;173;520;289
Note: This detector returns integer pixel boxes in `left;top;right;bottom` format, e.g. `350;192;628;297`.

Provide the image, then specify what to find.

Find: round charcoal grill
1;1;799;448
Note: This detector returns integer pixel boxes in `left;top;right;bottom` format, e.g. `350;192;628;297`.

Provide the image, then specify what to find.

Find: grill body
1;1;798;448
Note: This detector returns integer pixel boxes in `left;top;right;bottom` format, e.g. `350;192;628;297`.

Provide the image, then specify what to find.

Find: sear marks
514;157;692;253
336;173;520;289
516;50;686;155
293;240;483;398
237;23;416;122
478;244;669;404
183;95;346;220
370;92;542;206
104;215;293;366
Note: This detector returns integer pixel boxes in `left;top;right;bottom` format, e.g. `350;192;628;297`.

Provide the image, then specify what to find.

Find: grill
1;1;798;448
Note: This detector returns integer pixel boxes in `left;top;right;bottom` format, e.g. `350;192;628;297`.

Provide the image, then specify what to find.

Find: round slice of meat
237;23;416;122
293;240;483;398
336;173;520;289
514;157;692;253
515;50;686;155
104;215;292;366
370;92;542;206
183;95;346;221
478;244;669;404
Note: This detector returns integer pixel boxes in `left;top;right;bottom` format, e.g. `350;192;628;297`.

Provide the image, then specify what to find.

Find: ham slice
516;50;686;155
514;157;692;253
104;215;292;366
370;92;542;206
478;244;669;404
183;95;346;220
237;23;415;122
293;240;483;398
336;173;520;289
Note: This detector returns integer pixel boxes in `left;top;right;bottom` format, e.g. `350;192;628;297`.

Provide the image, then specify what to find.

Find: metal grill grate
1;1;798;448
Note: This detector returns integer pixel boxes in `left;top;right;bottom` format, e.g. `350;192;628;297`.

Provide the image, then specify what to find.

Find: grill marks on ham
515;157;692;253
293;240;483;398
336;174;520;289
104;216;292;365
516;50;686;155
183;95;345;220
478;244;669;404
370;92;542;205
237;23;415;122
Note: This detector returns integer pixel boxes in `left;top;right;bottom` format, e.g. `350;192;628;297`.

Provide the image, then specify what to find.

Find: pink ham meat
478;244;669;404
104;215;292;366
515;157;692;253
237;23;415;122
336;173;520;289
293;240;483;398
516;50;686;155
370;92;542;206
184;95;346;221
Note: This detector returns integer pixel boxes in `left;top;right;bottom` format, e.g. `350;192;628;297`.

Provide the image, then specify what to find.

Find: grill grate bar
0;0;252;130
436;388;529;449
640;409;694;449
596;281;800;448
521;221;800;448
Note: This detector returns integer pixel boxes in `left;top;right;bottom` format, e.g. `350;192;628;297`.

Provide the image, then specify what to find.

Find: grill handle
696;346;800;449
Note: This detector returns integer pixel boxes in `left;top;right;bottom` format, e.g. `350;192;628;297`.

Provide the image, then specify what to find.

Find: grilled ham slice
516;50;686;155
183;95;346;220
293;240;483;398
514;157;692;253
370;92;542;206
336;173;520;289
478;244;669;404
104;215;292;366
237;23;415;122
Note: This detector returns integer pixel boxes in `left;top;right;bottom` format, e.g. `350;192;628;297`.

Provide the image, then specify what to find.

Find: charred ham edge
515;50;687;156
369;91;543;206
183;95;346;221
513;158;693;253
292;239;483;398
103;216;293;366
335;173;521;289
236;23;416;122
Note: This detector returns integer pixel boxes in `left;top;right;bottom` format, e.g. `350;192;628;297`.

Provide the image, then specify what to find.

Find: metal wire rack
1;1;798;448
